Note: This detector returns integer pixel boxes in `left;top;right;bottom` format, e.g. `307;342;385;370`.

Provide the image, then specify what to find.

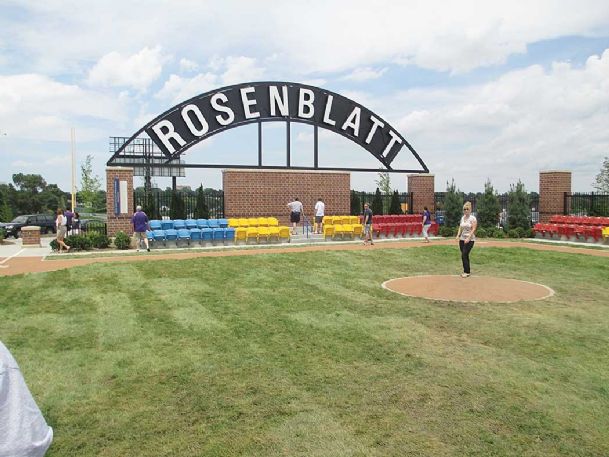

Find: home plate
382;275;554;303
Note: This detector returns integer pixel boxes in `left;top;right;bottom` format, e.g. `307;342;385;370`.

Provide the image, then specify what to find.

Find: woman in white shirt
55;208;70;253
455;201;477;277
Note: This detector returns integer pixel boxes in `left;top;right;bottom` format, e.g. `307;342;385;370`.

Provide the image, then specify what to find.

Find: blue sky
1;0;609;193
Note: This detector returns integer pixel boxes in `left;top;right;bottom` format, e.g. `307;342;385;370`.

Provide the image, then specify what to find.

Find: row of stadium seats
322;216;360;225
533;223;607;243
372;222;439;238
228;217;280;227
368;215;424;224
323;224;364;239
150;219;228;231
549;215;609;226
234;226;291;243
146;227;236;247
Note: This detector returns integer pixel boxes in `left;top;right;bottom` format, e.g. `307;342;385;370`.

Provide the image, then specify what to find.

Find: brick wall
106;167;134;236
407;174;435;216
539;171;571;222
21;226;41;247
223;170;350;225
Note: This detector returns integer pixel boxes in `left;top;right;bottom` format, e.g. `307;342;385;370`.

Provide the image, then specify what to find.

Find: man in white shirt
314;198;325;234
287;198;304;235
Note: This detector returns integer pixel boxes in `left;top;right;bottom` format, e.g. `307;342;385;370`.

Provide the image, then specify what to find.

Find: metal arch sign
109;81;428;173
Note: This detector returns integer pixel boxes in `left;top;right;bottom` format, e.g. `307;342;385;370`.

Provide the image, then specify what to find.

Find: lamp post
71;128;76;211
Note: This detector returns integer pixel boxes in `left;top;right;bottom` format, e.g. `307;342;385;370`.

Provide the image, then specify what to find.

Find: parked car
2;214;56;238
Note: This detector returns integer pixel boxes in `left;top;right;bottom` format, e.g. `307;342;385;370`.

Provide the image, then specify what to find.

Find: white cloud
179;58;199;73
156;73;218;103
87;46;168;91
341;67;387;82
0;73;127;141
218;56;265;85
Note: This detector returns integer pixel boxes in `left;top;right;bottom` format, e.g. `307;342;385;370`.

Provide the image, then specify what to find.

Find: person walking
287;198;304;235
314;198;325;234
455;201;477;277
55;208;70;253
422;206;432;243
363;202;374;245
72;211;81;235
131;205;151;252
64;207;74;235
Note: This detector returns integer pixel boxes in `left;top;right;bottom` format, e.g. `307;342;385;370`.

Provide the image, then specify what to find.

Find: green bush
476;227;487;238
0;227;5;240
526;228;535;238
88;232;110;249
50;239;58;251
65;234;92;250
439;226;455;237
114;231;131;250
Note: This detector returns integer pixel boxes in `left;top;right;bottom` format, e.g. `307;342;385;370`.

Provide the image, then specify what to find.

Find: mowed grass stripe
0;246;608;456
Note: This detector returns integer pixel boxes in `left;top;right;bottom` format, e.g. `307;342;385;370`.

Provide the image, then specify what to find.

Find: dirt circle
382;275;554;303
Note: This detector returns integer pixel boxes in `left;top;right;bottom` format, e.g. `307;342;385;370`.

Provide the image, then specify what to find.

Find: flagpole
71;128;76;211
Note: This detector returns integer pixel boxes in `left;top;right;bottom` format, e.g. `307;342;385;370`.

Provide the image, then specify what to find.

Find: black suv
2;214;57;238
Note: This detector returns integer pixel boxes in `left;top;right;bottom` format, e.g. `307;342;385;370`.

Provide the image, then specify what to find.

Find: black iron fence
133;190;224;220
82;220;108;236
564;192;609;216
434;192;540;225
350;191;413;215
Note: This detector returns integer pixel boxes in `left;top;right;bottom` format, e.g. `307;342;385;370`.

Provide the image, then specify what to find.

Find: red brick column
539;171;571;222
222;169;350;226
21;226;41;247
106;167;134;237
407;174;435;216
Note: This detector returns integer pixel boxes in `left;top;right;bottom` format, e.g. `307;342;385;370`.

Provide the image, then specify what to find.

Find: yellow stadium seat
268;226;280;241
349;216;359;225
603;227;609;239
323;225;334;239
278;226;291;241
258;226;270;242
352;224;363;238
323;216;334;225
235;227;247;242
342;224;355;239
257;217;269;226
238;218;249;228
246;227;259;243
340;216;351;225
267;217;279;226
333;224;344;239
228;218;239;228
247;217;259;227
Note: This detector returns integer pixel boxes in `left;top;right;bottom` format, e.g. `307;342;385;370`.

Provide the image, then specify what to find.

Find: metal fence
82;220;108;236
350;191;413;215
434;192;540;225
564;192;609;216
133;190;225;219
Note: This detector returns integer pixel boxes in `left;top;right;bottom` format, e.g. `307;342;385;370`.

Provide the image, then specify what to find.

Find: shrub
0;227;5;240
477;180;501;228
526;228;535;238
507;180;531;231
476;227;487;238
350;191;361;216
65;234;92;250
439;226;455;237
371;188;383;216
389;190;402;214
88;232;110;249
113;231;131;250
50;239;58;251
444;179;464;228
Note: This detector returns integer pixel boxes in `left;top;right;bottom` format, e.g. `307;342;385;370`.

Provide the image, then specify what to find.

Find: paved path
1;238;608;277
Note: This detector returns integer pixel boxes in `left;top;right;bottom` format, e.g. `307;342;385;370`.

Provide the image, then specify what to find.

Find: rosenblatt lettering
145;82;406;167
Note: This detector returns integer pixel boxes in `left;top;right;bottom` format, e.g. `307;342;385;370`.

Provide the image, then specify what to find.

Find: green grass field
1;245;608;456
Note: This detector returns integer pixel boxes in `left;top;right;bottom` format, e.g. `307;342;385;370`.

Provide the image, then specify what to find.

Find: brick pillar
407;174;435;217
223;169;350;226
21;226;41;247
106;167;134;237
539;171;571;222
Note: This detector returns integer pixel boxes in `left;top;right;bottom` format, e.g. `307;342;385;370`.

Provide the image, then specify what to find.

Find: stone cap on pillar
106;166;134;171
21;226;41;232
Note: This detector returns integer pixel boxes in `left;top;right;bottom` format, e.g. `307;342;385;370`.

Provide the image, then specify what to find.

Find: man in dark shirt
363;202;374;245
131;205;150;252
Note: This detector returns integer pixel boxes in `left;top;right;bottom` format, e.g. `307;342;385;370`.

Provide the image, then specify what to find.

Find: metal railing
133;190;224;220
564;192;609;216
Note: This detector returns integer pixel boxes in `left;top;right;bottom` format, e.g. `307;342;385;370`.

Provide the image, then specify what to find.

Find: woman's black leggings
459;240;475;274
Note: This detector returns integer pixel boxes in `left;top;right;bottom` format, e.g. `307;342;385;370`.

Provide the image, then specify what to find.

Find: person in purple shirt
131;205;150;252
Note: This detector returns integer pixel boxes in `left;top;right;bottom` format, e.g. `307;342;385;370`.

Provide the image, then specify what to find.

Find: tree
371;187;384;216
375;170;392;194
389;190;402;214
507;180;531;230
0;186;12;222
79;155;102;209
142;193;159;220
170;190;186;220
11;173;47;214
444;179;464;228
194;184;209;219
476;179;501;228
593;156;609;193
350;191;361;215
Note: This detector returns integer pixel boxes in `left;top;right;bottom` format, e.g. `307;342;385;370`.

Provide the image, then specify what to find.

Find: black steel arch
107;81;428;173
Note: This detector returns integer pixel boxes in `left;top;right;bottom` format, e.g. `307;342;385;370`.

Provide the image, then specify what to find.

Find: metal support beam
314;125;319;169
286;120;291;167
258;121;262;166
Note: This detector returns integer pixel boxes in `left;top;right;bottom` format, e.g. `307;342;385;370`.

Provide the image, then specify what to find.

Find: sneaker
147;248;150;252
460;273;470;278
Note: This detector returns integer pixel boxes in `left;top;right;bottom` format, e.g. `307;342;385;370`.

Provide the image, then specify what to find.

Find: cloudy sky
1;0;609;193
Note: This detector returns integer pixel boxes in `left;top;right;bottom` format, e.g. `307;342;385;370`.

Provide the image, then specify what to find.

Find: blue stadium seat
218;218;229;228
161;220;174;230
177;228;191;246
201;227;213;242
185;219;197;229
212;227;225;242
207;219;220;229
150;220;162;230
152;230;166;246
164;229;178;245
173;219;186;230
196;219;208;228
225;227;235;242
189;228;202;242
